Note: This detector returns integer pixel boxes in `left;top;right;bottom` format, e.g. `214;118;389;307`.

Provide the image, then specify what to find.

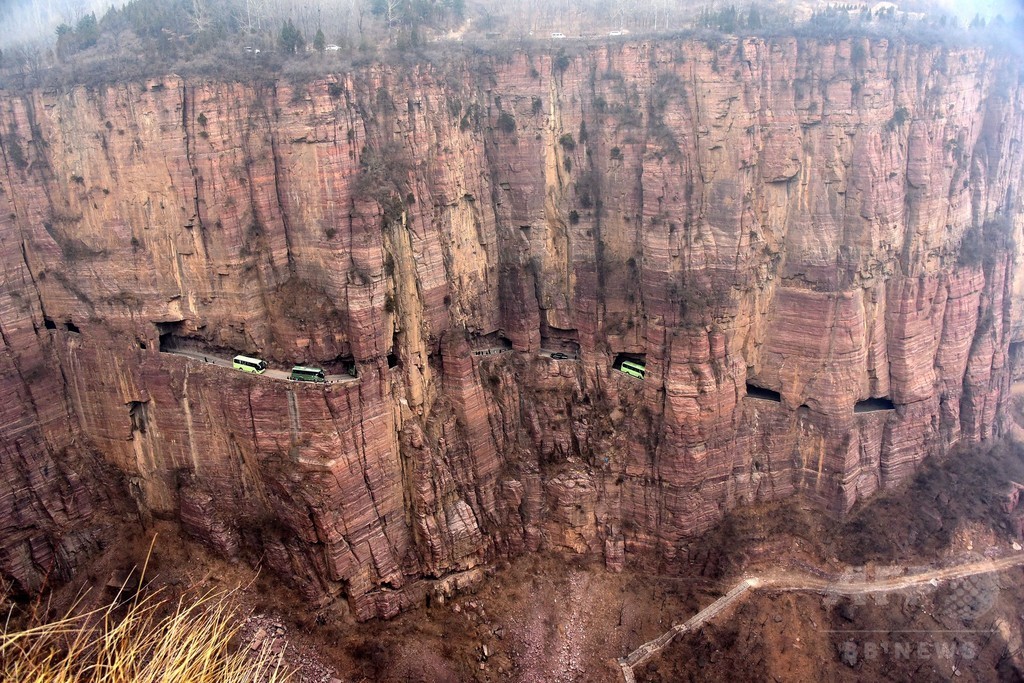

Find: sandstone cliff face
1;37;1022;618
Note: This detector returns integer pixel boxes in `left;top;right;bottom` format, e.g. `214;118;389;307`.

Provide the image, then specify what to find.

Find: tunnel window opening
613;352;646;368
541;324;581;357
324;353;358;377
64;321;80;333
613;352;646;379
471;332;514;356
854;397;896;413
388;332;401;368
541;323;580;344
43;318;57;330
155;321;186;351
745;382;781;402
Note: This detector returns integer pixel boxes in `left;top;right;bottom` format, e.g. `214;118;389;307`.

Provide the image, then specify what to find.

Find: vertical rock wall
0;37;1021;617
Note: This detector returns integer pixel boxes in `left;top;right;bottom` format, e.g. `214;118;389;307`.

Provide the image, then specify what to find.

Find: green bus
290;366;326;383
618;360;645;380
232;355;268;374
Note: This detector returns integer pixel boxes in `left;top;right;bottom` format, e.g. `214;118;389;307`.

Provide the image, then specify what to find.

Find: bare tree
190;0;211;34
383;0;403;30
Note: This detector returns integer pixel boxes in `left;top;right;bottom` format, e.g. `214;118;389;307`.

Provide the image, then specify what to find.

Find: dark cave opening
745;383;782;402
323;353;358;377
612;352;646;367
128;400;148;435
612;352;646;378
471;332;514;356
540;322;580;354
155;321;186;351
854;397;896;413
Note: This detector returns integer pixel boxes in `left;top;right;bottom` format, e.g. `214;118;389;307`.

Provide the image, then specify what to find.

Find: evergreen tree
747;5;762;30
314;28;326;52
75;13;99;49
279;19;305;54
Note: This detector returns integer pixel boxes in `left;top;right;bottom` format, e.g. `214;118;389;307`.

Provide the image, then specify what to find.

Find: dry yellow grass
0;543;291;682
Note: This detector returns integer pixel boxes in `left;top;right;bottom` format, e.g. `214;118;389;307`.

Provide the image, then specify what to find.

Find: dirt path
617;579;758;682
617;552;1024;681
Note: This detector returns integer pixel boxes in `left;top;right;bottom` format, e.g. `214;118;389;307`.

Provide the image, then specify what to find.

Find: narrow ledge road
617;552;1024;682
165;349;359;385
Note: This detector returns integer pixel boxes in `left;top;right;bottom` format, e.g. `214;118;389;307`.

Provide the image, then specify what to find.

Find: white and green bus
232;355;268;374
618;360;645;379
290;366;326;383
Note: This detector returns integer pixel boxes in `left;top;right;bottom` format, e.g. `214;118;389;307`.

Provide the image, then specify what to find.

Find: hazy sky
929;0;1024;19
0;0;122;47
1;0;1022;49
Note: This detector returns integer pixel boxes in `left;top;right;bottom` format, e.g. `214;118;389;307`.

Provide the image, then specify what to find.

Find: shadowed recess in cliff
855;397;896;413
156;321;185;351
745;383;782;403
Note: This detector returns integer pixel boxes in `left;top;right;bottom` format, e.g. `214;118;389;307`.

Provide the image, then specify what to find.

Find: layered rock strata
0;37;1022;618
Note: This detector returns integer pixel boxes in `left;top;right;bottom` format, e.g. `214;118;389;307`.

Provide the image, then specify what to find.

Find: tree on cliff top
279;19;305;54
370;0;465;34
55;13;100;60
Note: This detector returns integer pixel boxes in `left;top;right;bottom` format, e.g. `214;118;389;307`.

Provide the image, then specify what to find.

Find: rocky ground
261;550;715;682
639;558;1024;683
9;432;1024;682
5;521;711;682
637;435;1024;682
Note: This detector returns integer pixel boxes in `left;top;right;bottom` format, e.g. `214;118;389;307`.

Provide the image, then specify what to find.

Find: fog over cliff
2;0;1023;50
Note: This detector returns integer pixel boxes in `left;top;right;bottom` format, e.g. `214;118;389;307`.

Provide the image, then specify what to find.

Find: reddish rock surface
0;37;1022;618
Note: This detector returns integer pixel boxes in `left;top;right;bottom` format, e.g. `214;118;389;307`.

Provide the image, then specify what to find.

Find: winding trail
617;552;1024;682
